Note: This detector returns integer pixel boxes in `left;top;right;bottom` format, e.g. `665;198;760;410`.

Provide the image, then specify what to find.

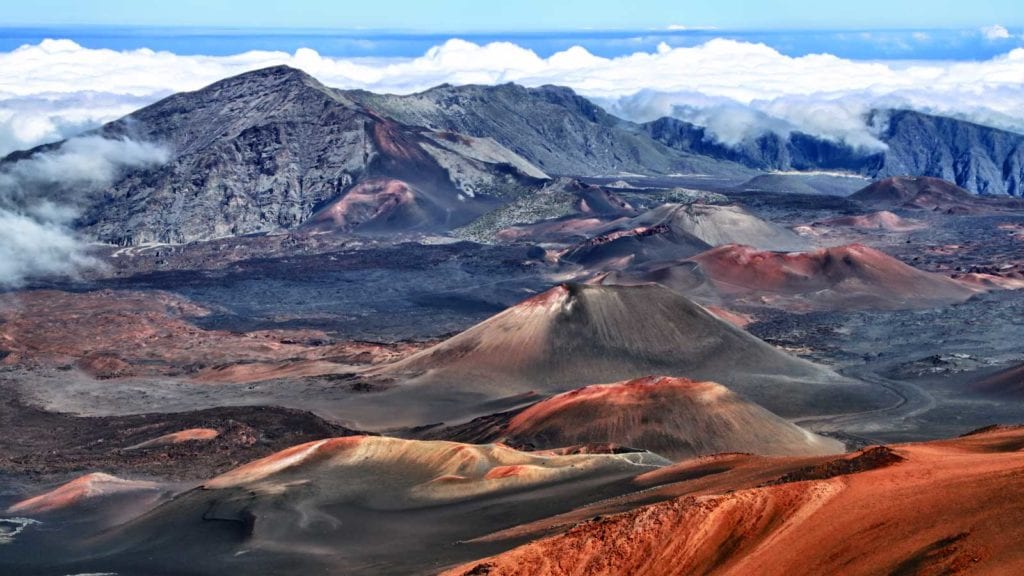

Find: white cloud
981;25;1011;40
1;37;1024;155
665;24;718;31
0;91;159;157
0;213;95;286
0;136;168;286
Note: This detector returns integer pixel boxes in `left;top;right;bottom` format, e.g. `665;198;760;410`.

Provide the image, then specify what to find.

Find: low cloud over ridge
0;136;168;286
2;38;1024;154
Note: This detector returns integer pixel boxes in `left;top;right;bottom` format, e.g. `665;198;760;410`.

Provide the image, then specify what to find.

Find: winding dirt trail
794;368;937;444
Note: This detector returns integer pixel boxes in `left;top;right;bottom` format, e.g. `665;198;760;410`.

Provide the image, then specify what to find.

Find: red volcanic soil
204;436;367;489
84;435;664;575
7;472;160;514
445;426;1024;576
851;176;974;209
304;178;424;232
952;262;1024;291
499;376;841;460
202;435;659;505
972;363;1024;397
496;217;607;243
0;290;424;382
301;176;468;235
703;305;753;327
125;428;220;450
690;243;978;310
952;272;1024;291
371;117;437;165
815;210;925;231
75;353;136;379
194;361;324;383
848;176;1024;213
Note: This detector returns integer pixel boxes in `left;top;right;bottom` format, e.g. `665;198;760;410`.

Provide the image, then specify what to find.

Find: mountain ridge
644;108;1024;195
345;81;750;178
6;65;1023;248
77;66;548;244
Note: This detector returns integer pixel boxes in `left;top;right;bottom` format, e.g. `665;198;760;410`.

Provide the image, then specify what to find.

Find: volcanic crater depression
1;63;1024;576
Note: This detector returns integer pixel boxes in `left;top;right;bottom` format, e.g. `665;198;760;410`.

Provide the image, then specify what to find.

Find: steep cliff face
873;110;1024;196
643;116;878;173
41;66;548;244
644;110;1024;196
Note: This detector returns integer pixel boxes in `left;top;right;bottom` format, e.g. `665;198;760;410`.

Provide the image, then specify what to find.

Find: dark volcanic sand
0;183;1021;575
0;384;362;495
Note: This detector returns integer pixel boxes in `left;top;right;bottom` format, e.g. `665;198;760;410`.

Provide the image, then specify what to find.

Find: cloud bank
0;136;168;286
1;37;1024;155
0;35;1021;283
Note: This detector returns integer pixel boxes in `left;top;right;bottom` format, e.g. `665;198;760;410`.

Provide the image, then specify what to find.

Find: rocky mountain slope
7;67;1023;250
453;177;637;243
13;66;549;244
876;109;1024;196
645;116;872;174
353;84;1024;196
645;110;1024;196
346;83;748;178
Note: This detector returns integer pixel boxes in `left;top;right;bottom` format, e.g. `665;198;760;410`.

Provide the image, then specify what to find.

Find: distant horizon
1;28;1023;157
1;11;1022;165
0;25;1020;60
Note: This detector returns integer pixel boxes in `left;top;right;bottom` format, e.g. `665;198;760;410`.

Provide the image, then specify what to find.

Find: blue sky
1;26;1019;61
3;0;1021;30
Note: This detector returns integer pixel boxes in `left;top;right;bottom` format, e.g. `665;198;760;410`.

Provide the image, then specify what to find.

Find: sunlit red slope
7;473;161;515
303;178;435;232
90;436;667;575
496;376;841;460
203;435;664;503
690;243;976;310
445;426;1024;576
